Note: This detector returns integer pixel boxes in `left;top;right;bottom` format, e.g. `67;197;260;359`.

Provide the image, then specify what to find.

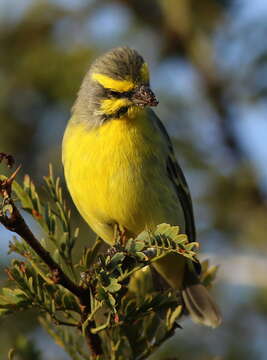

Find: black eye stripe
105;89;134;99
103;106;129;120
99;85;135;121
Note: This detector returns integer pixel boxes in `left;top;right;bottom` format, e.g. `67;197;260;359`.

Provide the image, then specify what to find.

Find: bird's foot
114;224;127;246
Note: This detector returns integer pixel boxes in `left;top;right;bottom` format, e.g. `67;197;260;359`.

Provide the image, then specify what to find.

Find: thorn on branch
4;268;14;281
51;268;61;284
0;164;21;202
0;153;15;168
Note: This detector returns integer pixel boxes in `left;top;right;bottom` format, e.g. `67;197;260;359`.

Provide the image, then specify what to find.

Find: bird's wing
150;109;196;243
149;113;222;326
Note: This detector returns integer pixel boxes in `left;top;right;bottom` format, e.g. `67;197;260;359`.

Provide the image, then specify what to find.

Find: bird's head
73;47;158;125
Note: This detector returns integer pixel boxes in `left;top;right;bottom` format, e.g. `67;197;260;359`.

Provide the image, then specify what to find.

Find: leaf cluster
0;166;218;359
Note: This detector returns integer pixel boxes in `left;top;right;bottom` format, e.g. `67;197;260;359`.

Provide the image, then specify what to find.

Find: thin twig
138;324;178;360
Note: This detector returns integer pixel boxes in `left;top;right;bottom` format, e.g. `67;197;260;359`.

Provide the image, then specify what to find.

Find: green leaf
62;292;80;313
201;263;219;288
155;223;180;238
1;288;26;302
133;241;145;252
2;203;13;215
12;179;32;211
8;349;15;360
104;278;122;293
91;312;112;334
123;298;137;317
134;232;149;243
135;252;148;262
108;293;116;308
106;252;125;271
166;305;182;330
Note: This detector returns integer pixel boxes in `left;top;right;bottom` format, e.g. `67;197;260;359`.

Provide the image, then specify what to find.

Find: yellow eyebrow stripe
140;62;149;83
92;73;135;92
100;98;131;115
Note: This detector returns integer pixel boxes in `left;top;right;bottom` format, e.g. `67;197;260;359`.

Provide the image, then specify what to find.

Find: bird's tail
182;266;222;328
152;253;222;327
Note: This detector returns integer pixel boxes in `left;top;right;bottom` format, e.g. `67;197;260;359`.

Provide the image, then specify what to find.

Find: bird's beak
131;85;159;107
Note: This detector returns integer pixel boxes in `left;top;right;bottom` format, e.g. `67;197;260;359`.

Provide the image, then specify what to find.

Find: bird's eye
107;90;121;97
106;89;133;98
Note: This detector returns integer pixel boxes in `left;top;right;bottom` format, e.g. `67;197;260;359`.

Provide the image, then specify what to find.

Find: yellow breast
62;110;182;244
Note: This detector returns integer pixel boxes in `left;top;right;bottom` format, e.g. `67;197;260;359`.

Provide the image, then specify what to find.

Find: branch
138;323;178;360
0;155;102;357
0;170;82;298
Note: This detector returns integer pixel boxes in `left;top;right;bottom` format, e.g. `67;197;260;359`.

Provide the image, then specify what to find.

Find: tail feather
152;254;222;328
182;282;222;328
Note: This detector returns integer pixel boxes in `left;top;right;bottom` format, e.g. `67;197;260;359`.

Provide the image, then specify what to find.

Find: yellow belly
62;111;184;244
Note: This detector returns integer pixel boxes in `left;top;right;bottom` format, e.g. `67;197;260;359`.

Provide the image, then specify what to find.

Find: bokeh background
1;0;267;359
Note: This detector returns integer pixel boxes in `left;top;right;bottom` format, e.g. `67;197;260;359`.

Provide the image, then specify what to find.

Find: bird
62;47;221;328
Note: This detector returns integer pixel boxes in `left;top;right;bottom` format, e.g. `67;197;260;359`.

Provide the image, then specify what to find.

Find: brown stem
81;313;103;357
1;197;83;298
138;324;178;360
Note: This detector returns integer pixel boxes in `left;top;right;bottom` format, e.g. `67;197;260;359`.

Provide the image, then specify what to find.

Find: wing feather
150;109;196;243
